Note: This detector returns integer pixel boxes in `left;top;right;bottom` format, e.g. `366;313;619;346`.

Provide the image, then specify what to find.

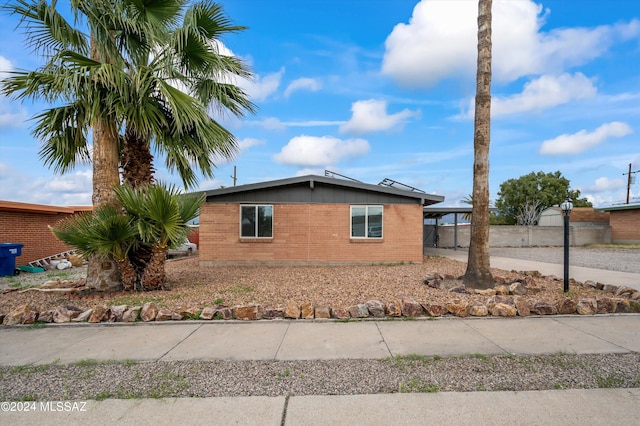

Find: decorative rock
122;307;141;322
469;305;488;317
199;307;215;320
556;299;577;315
531;301;557;316
284;301;300;319
449;286;469;294
330;307;350;319
602;284;618;293
424;272;442;282
576;298;597;315
615;287;636;297
108;305;127;322
425;279;441;289
401;296;424;317
631;292;640;301
490;303;517;317
156;307;175;321
314;306;331;319
595;282;605;290
509;282;527;296
348;304;369;318
140;302;159;322
3;305;34;325
234;304;263;320
487;295;514;307
447;299;470;317
493;276;509;285
422;303;448;317
473;288;497;296
171;312;183;321
179;306;201;319
38;310;55;323
72;309;93;322
494;285;509;296
385;300;402;317
300;301;315;319
612;298;630;313
89;306;108;323
596;298;615;314
263;307;285;319
365;300;385;318
583;280;597;289
215;307;233;320
53;305;82;323
514;297;531;317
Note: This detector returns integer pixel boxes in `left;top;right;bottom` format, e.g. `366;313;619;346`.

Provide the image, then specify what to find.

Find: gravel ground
1;354;639;400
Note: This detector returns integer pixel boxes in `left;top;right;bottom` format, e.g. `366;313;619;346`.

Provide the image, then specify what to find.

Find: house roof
596;203;640;212
0;200;92;215
204;175;444;206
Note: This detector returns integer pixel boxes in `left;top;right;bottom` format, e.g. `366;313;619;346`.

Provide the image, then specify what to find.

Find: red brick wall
0;211;74;264
571;208;610;223
609;210;640;243
199;203;424;264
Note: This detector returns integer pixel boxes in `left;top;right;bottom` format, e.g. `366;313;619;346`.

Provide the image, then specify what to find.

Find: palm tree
463;0;494;290
2;0;253;290
51;205;139;290
115;183;205;290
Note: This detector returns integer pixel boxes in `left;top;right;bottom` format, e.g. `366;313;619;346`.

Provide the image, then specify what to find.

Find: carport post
453;213;458;251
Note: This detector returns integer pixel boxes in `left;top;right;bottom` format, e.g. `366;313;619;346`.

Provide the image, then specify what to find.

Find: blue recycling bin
0;243;23;277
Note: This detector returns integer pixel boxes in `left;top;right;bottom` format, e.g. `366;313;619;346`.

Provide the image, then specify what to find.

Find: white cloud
458;73;597;119
273;135;370;167
244;117;346;130
284;77;321;98
339;99;419;134
585;177;626;193
382;0;630;87
539;122;633;155
0;163;92;205
0;55;29;128
238;68;284;102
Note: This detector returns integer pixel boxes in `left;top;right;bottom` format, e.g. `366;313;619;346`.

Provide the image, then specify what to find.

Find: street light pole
560;197;573;292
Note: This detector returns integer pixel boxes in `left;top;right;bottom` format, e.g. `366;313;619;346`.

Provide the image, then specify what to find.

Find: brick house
199;175;444;265
596;203;640;243
0;200;91;264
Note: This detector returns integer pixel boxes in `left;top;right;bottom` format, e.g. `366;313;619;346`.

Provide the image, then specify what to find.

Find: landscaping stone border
2;274;639;325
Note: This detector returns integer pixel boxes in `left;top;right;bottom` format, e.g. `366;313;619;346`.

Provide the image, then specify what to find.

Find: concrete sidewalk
2;316;639;425
1;315;639;366
425;247;640;291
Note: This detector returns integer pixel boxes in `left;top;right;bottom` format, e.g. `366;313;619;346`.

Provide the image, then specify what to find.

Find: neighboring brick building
0;201;91;265
596;203;640;243
200;175;444;265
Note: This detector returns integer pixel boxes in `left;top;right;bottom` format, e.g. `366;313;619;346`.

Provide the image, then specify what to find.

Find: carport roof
423;206;497;219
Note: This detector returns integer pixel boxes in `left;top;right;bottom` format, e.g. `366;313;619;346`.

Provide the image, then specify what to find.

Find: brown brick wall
200;203;424;264
609;210;640;242
0;211;74;264
571;208;610;223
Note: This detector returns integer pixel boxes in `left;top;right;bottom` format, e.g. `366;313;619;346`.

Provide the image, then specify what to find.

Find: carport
424;207;496;251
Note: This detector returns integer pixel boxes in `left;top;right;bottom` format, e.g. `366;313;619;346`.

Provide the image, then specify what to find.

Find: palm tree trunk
86;36;122;291
464;0;494;289
115;258;137;291
122;126;155;187
141;244;168;291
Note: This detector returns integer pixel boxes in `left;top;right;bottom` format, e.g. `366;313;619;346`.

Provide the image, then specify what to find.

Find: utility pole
623;163;639;204
230;165;237;187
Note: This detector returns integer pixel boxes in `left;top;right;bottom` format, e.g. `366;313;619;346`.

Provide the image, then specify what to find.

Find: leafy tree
464;0;494;290
495;171;591;225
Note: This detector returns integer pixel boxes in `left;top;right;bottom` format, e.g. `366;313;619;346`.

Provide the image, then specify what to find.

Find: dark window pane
258;205;273;237
368;206;383;238
351;206;366;237
241;206;256;237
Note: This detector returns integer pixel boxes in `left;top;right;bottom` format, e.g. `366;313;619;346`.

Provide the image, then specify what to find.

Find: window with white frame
351;205;383;238
240;205;273;238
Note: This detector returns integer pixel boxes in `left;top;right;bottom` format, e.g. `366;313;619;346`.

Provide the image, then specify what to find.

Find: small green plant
399;378;439;393
630;301;640;313
28;320;47;329
596;373;624;388
554;383;565;390
472;353;488;362
214;298;224;305
95;391;113;401
20;394;38;401
185;311;202;320
74;358;99;367
433;355;442;361
121;359;138;367
227;285;254;294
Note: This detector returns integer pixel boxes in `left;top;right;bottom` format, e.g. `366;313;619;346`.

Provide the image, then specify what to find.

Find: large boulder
53;305;83;323
366;300;385;318
385;300;402;317
284;301;300;319
348;304;369;318
447;299;470;317
422;303;448;317
3;305;35;325
489;303;517;317
556;299;577;315
89;306;108;323
300;302;315;319
140;302;159;322
576;298;597;315
234;304;263;321
401;296;424;317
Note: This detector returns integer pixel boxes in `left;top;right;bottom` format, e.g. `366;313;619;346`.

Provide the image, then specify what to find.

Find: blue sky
0;0;639;207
